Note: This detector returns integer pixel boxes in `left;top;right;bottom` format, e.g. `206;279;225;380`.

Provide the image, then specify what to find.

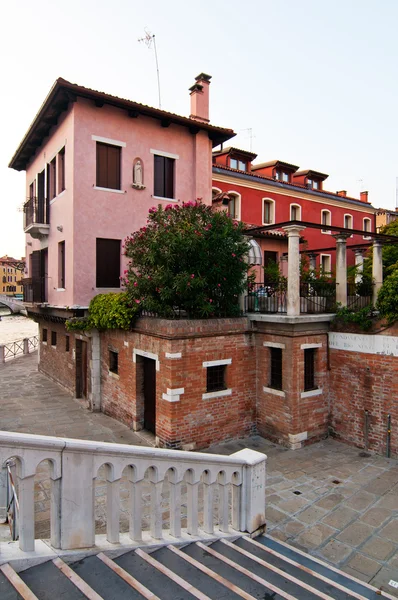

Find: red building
212;147;376;272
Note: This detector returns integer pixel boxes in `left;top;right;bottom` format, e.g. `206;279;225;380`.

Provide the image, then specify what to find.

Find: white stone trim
133;348;160;371
288;431;308;443
150;148;179;160
55;288;66;292
329;332;398;356
165;352;182;359
262;197;275;225
92;135;126;147
202;388;232;400
300;388;323;398
152;196;178;202
93;186;125;194
300;343;322;349
124;341;129;347
203;358;232;367
162;388;184;403
263;386;285;398
263;341;285;349
50;190;66;205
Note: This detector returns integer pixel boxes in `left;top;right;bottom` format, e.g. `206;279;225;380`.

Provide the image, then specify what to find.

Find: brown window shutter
107;145;121;190
154;155;165;197
96;238;121;287
96;143;108;188
164;157;174;199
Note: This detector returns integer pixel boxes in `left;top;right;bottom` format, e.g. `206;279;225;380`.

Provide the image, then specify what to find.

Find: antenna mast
240;128;255;151
138;29;161;109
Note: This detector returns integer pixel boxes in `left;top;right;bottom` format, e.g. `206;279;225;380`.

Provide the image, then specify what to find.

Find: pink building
10;74;234;310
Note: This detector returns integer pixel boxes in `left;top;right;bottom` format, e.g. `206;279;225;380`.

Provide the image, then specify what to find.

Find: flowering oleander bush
122;200;250;318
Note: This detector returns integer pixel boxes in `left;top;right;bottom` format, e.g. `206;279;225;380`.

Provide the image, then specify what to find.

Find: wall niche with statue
132;158;145;190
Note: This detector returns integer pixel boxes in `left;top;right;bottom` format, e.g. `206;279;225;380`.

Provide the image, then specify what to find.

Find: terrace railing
0;336;38;363
299;280;337;314
246;280;336;314
347;281;373;310
246;282;287;314
0;431;266;553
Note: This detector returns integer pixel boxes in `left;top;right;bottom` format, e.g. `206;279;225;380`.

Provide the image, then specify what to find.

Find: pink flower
135;299;140;304
191;274;195;279
232;253;236;257
209;299;213;303
217;283;221;287
165;204;173;210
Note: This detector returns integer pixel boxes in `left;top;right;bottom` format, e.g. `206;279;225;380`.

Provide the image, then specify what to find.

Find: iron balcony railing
23;196;50;228
347;281;373;310
246;280;337;314
22;277;47;303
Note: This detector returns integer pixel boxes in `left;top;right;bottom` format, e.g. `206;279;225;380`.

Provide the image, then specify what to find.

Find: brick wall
255;322;330;447
329;330;398;457
38;321;75;394
100;318;257;449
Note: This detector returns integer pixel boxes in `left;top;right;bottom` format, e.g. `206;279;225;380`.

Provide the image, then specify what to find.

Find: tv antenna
240;128;255;151
138;29;161;109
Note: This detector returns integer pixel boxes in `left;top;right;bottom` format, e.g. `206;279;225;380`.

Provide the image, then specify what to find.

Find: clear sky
1;0;397;258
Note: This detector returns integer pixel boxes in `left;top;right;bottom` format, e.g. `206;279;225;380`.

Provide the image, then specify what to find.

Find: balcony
22;277;47;303
23;196;50;238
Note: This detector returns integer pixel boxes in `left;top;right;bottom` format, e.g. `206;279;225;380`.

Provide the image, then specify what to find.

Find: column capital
354;248;365;256
283;225;306;237
373;238;383;248
332;232;351;242
307;252;319;258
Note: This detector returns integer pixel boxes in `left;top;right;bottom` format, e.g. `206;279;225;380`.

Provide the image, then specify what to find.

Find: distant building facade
0;256;24;296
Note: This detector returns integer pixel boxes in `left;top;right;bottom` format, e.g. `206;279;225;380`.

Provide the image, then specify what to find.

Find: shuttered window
58;147;65;193
96;238;121;288
96;143;121;190
269;347;283;390
154;155;174;198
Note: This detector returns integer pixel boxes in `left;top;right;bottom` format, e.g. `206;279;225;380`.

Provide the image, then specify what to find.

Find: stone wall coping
132;316;250;339
248;314;335;324
0;431;264;467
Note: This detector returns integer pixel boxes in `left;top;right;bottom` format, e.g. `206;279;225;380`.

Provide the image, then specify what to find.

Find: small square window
51;331;57;347
230;158;238;169
65;335;70;352
206;365;226;393
42;328;48;343
109;350;118;374
238;160;246;171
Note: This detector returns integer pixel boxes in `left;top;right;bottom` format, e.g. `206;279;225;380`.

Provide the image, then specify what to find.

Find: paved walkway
1;353;398;596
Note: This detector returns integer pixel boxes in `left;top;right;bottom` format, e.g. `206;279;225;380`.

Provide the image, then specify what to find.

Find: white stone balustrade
0;432;267;555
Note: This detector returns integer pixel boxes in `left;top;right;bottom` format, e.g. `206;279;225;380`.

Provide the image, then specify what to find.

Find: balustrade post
128;476;143;542
0;466;7;522
23;338;29;355
0;345;5;364
203;472;217;535
169;479;182;538
150;480;163;539
18;474;35;552
106;477;121;544
231;449;267;535
231;480;241;531
60;451;95;549
185;471;200;536
218;475;229;533
50;477;61;549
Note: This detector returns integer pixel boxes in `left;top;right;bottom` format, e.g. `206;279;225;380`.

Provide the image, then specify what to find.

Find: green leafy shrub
332;305;376;331
66;292;138;332
377;269;398;324
122;201;250;318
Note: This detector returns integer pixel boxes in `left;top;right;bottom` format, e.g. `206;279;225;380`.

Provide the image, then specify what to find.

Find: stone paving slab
1;353;398;596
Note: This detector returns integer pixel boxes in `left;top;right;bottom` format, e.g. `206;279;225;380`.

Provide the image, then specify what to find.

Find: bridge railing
0;336;38;364
0;431;266;553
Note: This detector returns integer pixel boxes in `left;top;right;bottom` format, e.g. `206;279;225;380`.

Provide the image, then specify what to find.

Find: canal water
0;306;38;344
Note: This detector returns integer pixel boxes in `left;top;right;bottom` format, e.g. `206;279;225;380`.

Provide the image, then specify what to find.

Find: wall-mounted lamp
57;225;63;232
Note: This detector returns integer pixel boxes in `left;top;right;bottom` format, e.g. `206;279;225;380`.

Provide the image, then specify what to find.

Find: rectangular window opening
304;348;316;391
109;350;119;374
269;347;282;390
65;335;70;352
96;238;121;288
96;142;121;190
154;155;174;199
58;147;65;193
206;364;226;393
58;241;65;288
42;328;48;343
51;331;57;347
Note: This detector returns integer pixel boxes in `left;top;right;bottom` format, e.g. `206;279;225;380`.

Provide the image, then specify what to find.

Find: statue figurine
133;159;143;188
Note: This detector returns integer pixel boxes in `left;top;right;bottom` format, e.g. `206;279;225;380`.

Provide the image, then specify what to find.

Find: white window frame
320;254;331;276
290;203;301;221
363;217;371;240
227;190;241;221
321;209;331;234
344;214;353;238
262;198;275;225
212;186;222;202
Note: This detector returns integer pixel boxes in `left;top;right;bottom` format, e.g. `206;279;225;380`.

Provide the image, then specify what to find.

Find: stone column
372;240;383;304
333;233;350;307
354;249;364;284
283;225;305;316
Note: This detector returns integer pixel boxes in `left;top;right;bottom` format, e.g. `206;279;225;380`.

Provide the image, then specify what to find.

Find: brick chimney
336;190;347;197
189;73;211;123
360;191;369;203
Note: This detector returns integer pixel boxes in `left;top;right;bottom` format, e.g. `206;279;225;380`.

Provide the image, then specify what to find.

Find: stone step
2;535;396;600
